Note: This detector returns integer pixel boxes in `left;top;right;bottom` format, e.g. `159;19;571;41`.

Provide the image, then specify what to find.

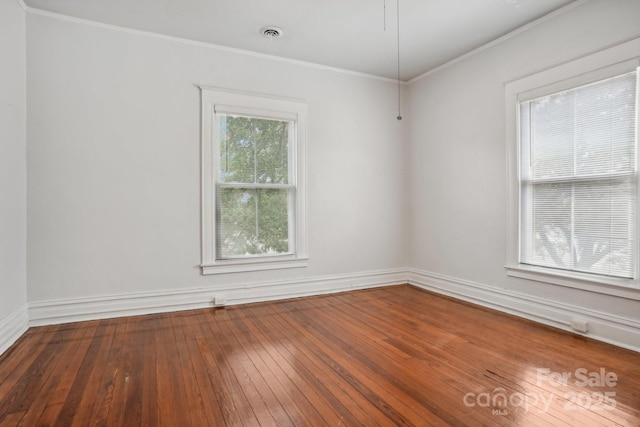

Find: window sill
505;264;640;300
202;257;309;275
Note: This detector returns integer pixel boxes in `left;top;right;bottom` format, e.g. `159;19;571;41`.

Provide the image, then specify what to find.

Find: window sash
215;186;295;259
214;113;295;186
520;177;636;279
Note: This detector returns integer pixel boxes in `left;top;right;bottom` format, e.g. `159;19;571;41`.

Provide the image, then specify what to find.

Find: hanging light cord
384;0;387;31
396;0;402;120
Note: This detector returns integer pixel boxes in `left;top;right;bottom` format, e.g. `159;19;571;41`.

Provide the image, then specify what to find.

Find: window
520;70;638;279
505;40;640;291
200;87;308;274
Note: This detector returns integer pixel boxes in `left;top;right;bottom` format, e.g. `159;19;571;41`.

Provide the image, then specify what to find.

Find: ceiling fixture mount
259;26;283;39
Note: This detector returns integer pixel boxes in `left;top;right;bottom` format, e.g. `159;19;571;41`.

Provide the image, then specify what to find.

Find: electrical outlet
213;295;227;307
570;319;589;333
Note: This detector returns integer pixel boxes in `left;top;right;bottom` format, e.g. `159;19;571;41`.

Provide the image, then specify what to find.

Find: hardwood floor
1;284;639;426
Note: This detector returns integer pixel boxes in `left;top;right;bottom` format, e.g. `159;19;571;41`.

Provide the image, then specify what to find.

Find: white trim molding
408;0;592;84
200;87;309;275
202;258;309;275
8;267;640;354
505;37;640;294
19;1;401;85
505;265;640;300
28;269;406;327
407;268;640;353
0;304;29;356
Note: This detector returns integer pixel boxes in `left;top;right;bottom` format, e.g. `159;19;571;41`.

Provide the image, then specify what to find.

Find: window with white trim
200;88;308;274
505;42;640;291
519;70;638;279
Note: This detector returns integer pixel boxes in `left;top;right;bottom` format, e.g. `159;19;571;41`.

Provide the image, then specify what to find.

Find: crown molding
408;0;592;85
20;2;406;85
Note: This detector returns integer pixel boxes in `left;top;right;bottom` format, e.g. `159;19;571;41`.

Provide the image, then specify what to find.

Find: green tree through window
216;115;293;258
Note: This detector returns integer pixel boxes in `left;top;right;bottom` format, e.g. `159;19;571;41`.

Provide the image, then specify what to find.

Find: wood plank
0;410;26;426
321;291;558;425
226;305;332;426
17;321;98;426
85;318;129;426
119;316;145;427
140;315;161;427
244;302;399;426
194;310;258;426
0;331;38;384
189;323;243;426
69;319;118;427
169;313;213;427
175;314;227;426
211;311;289;426
154;313;193;427
0;326;72;421
292;296;499;426
263;299;442;426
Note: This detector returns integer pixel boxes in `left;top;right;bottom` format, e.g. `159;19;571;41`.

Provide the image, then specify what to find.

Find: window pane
574;73;637;176
573;179;635;277
525;71;637;180
219;115;289;184
522;182;572;270
528;94;575;179
217;188;290;258
219;115;255;183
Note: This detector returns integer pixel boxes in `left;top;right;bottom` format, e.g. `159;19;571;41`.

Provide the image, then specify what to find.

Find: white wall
16;0;640;351
408;0;640;350
0;0;28;353
25;12;407;317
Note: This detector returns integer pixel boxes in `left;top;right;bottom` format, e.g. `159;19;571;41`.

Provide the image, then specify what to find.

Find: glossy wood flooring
1;285;639;426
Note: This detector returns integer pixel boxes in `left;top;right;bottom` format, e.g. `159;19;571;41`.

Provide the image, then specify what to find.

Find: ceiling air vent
259;26;283;39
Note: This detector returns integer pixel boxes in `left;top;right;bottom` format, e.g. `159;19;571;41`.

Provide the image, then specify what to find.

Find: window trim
200;86;308;275
505;38;640;293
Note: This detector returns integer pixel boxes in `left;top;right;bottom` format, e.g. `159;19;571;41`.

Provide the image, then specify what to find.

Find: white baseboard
15;267;640;355
0;303;29;356
407;268;640;353
28;268;407;326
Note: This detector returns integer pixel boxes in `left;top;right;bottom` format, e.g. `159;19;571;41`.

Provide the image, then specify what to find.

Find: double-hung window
200;88;308;274
506;42;640;290
520;70;638;279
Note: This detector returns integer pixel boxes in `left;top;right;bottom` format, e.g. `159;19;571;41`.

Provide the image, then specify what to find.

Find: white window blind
519;69;638;279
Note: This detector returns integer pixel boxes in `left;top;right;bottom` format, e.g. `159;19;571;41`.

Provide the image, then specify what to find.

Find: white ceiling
24;0;579;81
